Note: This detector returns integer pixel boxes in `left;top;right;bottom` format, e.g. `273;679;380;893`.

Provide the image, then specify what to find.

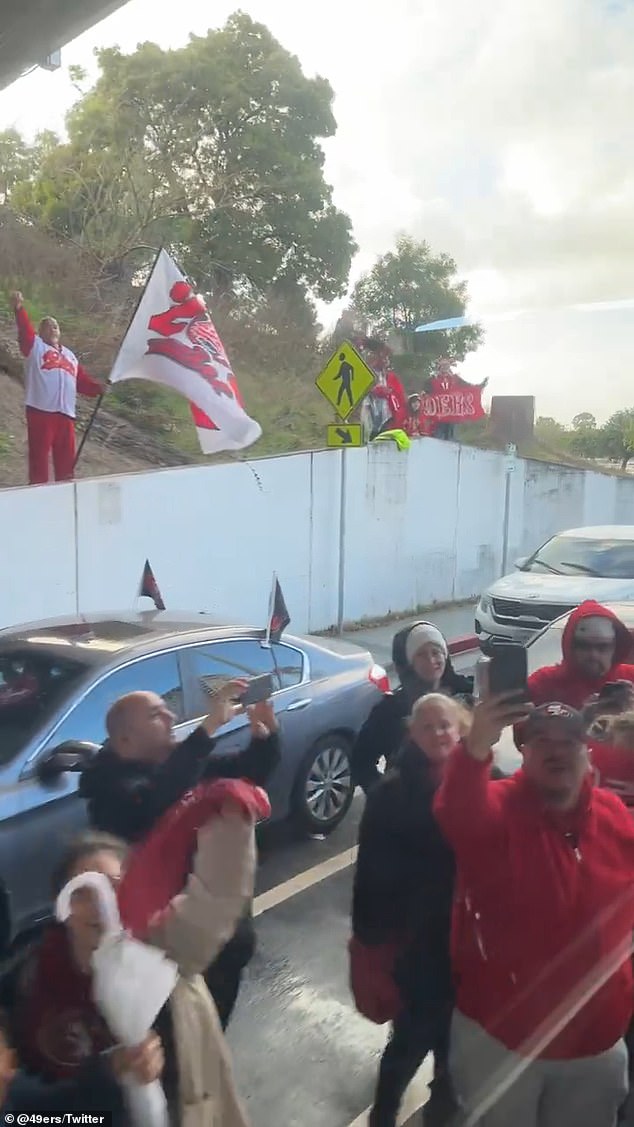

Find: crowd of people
0;599;633;1126
350;601;634;1127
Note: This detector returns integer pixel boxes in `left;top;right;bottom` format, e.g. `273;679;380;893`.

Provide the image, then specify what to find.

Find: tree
0;130;35;204
569;411;600;458
572;412;596;430
10;13;356;303
350;235;482;384
600;409;634;471
535;416;571;451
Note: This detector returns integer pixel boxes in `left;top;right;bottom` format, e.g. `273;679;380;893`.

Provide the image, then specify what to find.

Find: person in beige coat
10;792;259;1127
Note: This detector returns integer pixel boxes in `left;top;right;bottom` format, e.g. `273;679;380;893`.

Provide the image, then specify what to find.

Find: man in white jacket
11;292;103;485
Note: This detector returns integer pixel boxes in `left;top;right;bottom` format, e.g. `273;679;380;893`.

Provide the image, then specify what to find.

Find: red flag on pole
139;560;165;611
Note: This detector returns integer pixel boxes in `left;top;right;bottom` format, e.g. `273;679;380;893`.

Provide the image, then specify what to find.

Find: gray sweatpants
450;1009;629;1127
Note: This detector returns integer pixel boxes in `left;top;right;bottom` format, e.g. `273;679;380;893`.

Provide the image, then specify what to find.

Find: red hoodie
528;601;634;710
434;745;634;1059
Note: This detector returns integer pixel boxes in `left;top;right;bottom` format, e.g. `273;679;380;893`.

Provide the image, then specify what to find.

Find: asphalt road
227;654;476;1127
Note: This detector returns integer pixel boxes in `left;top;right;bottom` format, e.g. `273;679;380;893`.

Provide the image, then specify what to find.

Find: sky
1;0;634;423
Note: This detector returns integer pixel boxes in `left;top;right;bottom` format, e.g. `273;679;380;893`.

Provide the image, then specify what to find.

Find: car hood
487;571;634;605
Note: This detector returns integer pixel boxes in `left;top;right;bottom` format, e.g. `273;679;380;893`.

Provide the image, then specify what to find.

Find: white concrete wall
1;439;634;634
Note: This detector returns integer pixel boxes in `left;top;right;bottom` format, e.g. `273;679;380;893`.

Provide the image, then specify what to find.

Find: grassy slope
0;279;625;476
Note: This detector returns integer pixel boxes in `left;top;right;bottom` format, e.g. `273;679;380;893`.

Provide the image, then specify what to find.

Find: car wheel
292;735;354;836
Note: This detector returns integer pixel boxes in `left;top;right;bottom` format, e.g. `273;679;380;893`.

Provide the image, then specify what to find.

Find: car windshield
526;624;566;673
0;648;88;766
524;535;634;578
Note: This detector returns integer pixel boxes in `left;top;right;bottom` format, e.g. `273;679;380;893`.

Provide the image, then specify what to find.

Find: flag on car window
265;574;290;644
108;248;262;455
139;559;165;611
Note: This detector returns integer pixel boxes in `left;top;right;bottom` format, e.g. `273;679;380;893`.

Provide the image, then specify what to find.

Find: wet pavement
228;654;476;1126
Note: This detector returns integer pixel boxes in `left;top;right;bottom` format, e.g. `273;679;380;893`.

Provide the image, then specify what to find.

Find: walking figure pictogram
334;353;355;410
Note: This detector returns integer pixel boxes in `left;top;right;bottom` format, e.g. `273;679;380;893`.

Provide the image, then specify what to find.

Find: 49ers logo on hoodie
41;349;76;378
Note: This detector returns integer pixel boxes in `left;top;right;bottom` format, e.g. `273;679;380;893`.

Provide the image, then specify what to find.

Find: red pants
26;407;76;485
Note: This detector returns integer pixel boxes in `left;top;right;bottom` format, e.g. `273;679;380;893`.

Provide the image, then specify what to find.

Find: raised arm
434;693;530;856
11;292;35;357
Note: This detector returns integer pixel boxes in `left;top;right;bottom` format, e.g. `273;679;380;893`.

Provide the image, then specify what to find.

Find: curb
448;634;479;656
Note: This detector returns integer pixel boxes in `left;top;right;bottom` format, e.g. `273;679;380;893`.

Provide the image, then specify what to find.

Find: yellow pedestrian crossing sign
327;424;363;448
315;341;375;420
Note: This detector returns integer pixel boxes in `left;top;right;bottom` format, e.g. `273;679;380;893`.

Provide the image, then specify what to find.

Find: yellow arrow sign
327;424;363;448
315;341;375;420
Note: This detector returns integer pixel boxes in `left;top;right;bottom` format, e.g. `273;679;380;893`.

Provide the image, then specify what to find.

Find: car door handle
284;698;312;712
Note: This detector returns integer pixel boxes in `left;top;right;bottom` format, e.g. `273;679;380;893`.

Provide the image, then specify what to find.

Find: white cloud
2;0;634;421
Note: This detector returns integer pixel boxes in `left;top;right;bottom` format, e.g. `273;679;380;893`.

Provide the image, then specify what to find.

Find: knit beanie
405;624;448;666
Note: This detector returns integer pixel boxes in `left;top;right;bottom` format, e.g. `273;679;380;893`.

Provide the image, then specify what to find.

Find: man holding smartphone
528;601;634;711
435;694;634;1127
79;679;280;1028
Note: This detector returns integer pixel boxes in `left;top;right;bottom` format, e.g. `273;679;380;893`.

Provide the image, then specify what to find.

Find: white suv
476;526;634;646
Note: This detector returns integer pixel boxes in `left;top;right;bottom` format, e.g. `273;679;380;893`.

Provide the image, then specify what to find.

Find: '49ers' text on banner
108;250;262;454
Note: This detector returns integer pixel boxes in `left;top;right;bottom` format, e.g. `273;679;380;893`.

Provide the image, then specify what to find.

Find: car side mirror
36;740;100;784
513;556;528;570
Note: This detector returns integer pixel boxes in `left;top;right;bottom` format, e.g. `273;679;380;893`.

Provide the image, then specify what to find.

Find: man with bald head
79;678;280;1027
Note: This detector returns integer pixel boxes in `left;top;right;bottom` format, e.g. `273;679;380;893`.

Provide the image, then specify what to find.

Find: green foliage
8;12;355;306
600;409;634;470
536;409;634;471
350;235;483;386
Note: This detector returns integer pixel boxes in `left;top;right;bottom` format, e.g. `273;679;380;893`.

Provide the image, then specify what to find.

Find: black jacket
352;742;455;1010
349;658;472;793
79;726;280;843
79;726;280;978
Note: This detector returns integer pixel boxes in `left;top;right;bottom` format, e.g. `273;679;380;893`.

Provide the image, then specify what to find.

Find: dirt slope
0;314;193;488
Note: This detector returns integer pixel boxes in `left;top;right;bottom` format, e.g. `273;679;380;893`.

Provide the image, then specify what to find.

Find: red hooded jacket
118;777;270;939
434;745;634;1059
528;601;634;710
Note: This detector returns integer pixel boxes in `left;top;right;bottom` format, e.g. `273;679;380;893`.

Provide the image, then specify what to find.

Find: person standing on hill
10;291;103;485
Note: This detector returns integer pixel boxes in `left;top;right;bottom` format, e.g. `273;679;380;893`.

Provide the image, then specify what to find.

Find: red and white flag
109;249;262;453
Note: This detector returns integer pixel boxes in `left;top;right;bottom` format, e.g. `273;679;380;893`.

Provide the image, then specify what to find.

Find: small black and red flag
139;559;166;611
265;573;290;644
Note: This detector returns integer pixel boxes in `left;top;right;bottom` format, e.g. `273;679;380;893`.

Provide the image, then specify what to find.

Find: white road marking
345;1057;433;1127
253;845;358;916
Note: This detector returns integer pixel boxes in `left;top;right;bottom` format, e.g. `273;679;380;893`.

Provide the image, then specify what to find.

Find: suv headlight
479;594;492;614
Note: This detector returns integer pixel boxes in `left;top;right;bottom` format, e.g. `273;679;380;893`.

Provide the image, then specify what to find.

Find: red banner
419;372;485;424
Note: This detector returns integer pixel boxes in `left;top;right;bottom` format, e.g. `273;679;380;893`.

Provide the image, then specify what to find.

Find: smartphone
240;673;274;706
597;681;634;710
477;642;528;701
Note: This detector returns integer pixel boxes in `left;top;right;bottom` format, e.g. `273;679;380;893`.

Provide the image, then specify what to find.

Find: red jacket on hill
528;601;634;710
434;745;634;1060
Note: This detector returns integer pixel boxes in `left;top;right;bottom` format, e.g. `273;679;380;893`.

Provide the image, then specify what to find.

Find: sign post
315;341;375;632
501;443;517;576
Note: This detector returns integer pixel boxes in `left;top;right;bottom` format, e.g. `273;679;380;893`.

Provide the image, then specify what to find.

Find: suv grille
492;598;574;623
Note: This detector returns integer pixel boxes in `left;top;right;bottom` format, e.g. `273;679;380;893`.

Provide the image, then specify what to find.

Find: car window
35;652;184;754
0;649;89;766
524;535;634;579
272;643;304;689
184;640;282;716
526;625;566;674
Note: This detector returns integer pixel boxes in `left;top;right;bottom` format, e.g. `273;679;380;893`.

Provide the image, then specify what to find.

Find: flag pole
73;246;162;471
261;571;284;690
73;389;107;470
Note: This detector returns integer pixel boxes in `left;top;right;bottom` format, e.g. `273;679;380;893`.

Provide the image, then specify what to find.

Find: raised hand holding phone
201;679;247;736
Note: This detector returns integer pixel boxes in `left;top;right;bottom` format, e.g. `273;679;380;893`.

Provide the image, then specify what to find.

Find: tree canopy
536;408;634;471
350;235;483;382
4;12;356;308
